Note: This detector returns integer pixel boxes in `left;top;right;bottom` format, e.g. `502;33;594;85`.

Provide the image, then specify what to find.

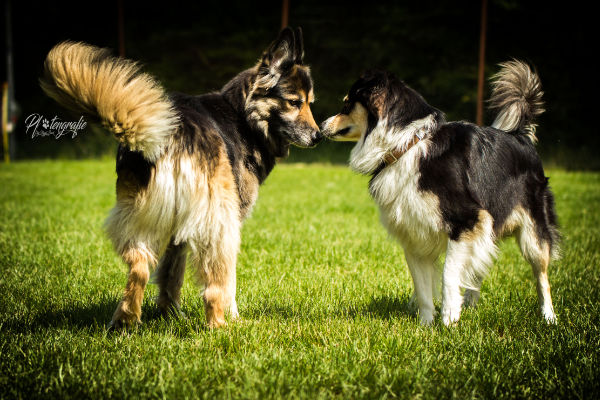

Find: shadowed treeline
3;0;595;168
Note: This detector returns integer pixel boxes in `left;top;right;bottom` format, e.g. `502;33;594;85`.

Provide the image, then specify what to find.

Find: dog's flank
40;41;179;162
489;60;545;142
322;62;558;326
42;27;320;329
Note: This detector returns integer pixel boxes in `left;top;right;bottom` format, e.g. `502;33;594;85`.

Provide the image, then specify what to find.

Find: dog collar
382;133;424;165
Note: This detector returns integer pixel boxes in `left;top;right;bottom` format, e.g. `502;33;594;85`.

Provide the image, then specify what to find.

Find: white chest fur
368;148;446;258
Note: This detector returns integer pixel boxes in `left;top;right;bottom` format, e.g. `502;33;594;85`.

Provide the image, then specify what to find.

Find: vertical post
4;0;14;162
118;0;126;57
476;0;488;126
2;83;9;163
281;0;289;30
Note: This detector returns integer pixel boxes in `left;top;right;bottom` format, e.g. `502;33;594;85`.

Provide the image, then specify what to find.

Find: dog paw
159;302;187;320
207;317;227;329
228;301;240;320
107;318;141;332
542;307;557;324
417;306;436;325
108;305;142;332
407;294;419;314
441;309;461;326
164;308;188;321
419;314;435;326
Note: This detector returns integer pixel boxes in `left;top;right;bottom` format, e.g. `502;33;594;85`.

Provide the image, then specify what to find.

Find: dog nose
307;130;323;147
313;130;323;143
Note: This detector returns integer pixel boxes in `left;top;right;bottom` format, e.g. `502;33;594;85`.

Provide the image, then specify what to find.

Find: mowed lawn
1;160;599;399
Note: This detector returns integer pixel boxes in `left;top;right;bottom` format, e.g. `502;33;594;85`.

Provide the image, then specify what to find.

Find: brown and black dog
41;27;320;329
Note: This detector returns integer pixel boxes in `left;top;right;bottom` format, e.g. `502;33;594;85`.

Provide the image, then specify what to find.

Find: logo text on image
25;113;88;139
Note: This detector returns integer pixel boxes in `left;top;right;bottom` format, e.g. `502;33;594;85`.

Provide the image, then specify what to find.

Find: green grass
1;160;599;399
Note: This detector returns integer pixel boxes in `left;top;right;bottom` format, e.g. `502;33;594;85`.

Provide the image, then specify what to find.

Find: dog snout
313;129;323;141
320;117;333;136
308;129;323;147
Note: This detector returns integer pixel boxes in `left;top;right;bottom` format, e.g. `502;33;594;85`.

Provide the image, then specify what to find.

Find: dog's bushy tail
489;60;544;143
40;41;179;161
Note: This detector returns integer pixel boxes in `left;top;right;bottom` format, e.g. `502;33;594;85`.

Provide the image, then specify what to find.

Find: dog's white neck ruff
349;113;438;175
394;115;436;151
382;129;427;165
368;137;446;258
350;112;446;258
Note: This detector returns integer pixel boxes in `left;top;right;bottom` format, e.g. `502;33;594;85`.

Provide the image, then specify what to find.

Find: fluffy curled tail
40;41;179;161
489;60;544;143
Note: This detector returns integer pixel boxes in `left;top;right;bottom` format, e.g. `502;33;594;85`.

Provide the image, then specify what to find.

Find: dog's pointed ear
259;27;296;80
294;27;304;64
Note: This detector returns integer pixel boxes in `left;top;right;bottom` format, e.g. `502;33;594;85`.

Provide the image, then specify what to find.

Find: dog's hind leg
155;239;188;318
109;246;153;329
516;223;557;323
404;251;437;325
530;251;556;324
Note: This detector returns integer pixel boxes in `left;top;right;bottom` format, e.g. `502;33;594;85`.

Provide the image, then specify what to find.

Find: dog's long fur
41;28;320;329
322;61;558;325
41;41;179;162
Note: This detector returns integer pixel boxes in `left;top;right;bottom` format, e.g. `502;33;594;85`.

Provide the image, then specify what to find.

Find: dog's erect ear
259;28;296;82
293;27;304;64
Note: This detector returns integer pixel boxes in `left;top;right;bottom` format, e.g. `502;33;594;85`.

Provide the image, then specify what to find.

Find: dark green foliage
5;1;595;167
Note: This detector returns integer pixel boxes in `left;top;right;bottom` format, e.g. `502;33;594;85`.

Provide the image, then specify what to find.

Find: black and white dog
322;61;558;325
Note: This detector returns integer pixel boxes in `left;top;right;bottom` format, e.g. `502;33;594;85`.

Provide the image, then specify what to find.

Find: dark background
2;0;596;168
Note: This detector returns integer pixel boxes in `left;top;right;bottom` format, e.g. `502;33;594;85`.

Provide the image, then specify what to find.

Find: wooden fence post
2;83;9;163
476;0;488;126
281;0;289;30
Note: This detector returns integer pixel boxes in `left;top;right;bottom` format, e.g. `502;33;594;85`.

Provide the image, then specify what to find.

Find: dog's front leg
441;240;470;326
194;207;241;328
196;250;238;329
404;251;437;325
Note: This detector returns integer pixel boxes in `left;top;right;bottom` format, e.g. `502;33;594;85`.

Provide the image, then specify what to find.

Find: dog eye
288;99;303;109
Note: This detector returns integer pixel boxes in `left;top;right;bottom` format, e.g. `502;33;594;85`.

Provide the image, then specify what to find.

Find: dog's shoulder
424;121;475;161
168;92;241;158
170;92;237;128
